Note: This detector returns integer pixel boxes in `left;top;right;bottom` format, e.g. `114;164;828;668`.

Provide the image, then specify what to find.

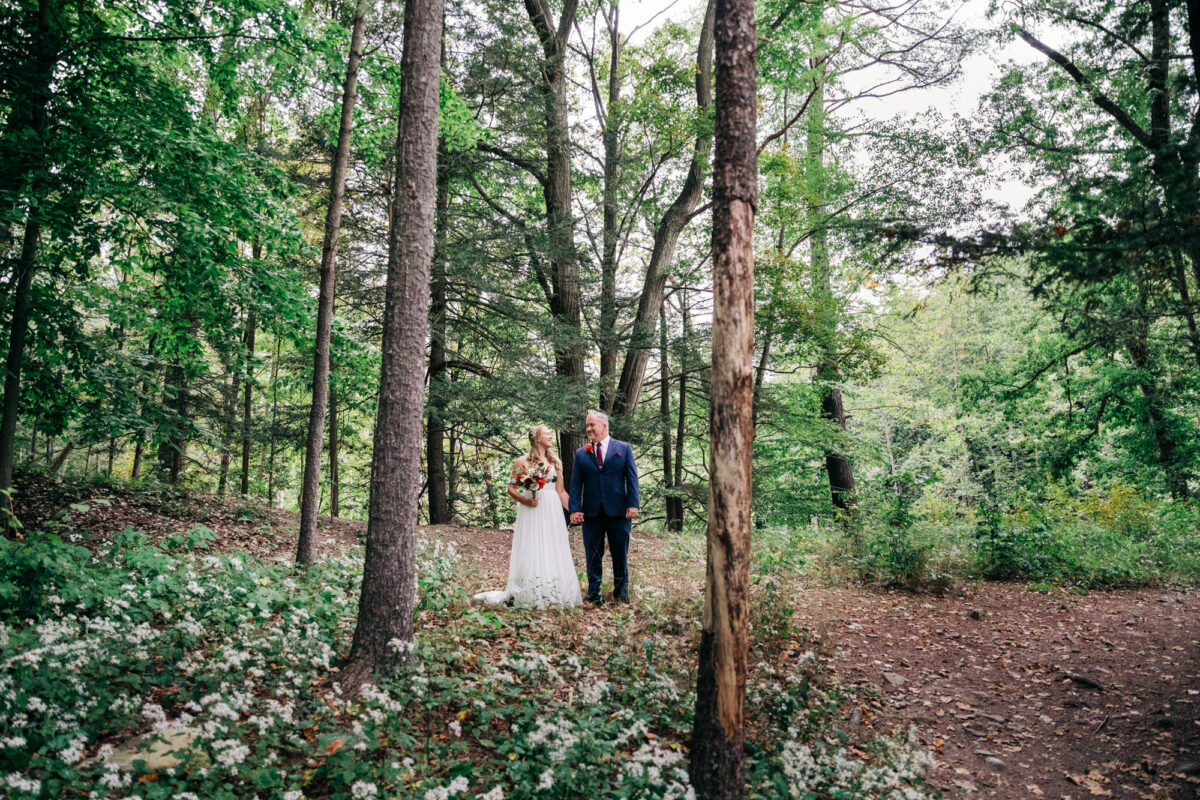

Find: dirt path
797;584;1200;799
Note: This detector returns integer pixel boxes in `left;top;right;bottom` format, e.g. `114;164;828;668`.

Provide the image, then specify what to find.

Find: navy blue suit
569;439;639;602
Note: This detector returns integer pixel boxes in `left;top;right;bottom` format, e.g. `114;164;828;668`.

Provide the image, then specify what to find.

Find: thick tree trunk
690;1;756;797
297;6;369;567
340;0;442;693
598;4;623;412
611;0;715;420
0;0;56;492
427;154;451;523
524;0;584;481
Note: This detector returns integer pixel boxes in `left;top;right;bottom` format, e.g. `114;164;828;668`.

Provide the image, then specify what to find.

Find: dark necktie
596;441;604;468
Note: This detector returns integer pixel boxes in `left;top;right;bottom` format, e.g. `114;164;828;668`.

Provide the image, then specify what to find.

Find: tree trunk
524;0;585;482
297;5;369;567
49;441;74;473
218;370;239;496
669;292;690;533
1171;251;1200;371
329;381;339;519
447;424;459;520
481;446;499;528
340;0;442;693
598;3;623;412
611;0;715;420
690;1;756;796
0;221;40;492
0;0;57;495
157;352;188;486
241;305;257;496
1126;318;1190;499
660;305;675;528
806;65;856;512
427;151;451;523
268;334;281;505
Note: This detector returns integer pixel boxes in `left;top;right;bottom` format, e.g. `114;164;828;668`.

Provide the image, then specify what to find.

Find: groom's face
586;415;607;442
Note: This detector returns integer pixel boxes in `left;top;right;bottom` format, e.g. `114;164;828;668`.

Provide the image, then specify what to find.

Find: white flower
4;773;41;794
537;769;554;790
351;781;378;798
478;787;504;800
448;719;462;737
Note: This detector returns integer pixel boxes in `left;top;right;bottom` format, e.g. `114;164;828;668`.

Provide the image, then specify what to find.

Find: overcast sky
615;0;1045;213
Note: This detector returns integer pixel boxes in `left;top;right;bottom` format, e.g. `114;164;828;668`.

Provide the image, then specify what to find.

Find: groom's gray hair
587;410;609;425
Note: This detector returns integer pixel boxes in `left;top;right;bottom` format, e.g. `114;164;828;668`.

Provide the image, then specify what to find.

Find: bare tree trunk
218;370;239;496
660;305;674;527
669;292;689;533
611;0;715;420
340;0;442;692
447;424;459;520
297;5;369;567
157;355;188;486
597;2;623;412
427;152;452;523
806;66;856;512
268;335;280;505
50;442;73;473
241;306;257;495
0;0;55;495
481;445;499;528
329;381;339;519
690;0;756;796
524;0;585;482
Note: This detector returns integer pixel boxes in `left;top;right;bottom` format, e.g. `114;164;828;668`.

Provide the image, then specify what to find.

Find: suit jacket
568;439;640;519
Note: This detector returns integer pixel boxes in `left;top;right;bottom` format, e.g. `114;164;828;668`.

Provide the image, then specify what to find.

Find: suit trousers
581;513;630;601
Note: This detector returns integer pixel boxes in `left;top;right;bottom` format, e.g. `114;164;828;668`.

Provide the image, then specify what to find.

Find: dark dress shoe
612;593;630;604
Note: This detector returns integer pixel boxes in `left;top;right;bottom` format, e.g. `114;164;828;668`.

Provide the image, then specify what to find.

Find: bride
474;425;582;609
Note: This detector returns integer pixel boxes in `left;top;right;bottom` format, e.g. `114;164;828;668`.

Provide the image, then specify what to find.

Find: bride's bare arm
507;459;537;507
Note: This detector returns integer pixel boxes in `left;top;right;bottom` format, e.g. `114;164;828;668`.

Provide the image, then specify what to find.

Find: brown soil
800;584;1200;799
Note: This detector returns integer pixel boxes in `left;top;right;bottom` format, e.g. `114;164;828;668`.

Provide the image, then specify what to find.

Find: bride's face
536;428;553;448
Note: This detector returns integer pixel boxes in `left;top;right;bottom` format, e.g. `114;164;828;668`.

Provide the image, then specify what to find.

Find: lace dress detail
474;466;582;609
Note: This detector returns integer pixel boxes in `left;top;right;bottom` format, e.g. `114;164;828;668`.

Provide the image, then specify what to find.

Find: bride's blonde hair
526;424;562;473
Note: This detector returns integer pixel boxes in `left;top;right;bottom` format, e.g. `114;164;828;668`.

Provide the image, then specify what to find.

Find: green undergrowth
799;483;1200;591
0;520;939;800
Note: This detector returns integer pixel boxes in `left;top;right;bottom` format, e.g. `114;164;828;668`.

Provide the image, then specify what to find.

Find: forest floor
17;475;1200;800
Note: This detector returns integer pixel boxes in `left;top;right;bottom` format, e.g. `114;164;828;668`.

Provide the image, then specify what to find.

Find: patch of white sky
616;0;1056;217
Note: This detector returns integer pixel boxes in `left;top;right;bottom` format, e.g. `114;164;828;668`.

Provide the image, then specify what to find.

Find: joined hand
570;512;584;525
626;508;639;520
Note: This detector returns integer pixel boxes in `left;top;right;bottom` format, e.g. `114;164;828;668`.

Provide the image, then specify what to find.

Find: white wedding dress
474;467;582;609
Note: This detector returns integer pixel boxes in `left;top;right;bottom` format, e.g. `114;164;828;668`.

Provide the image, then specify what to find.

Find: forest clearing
5;0;1200;797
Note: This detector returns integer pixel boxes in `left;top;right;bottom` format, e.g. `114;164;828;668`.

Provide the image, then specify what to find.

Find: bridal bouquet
511;461;555;496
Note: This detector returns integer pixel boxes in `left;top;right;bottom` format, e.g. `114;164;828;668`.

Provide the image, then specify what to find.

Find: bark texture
340;0;442;693
610;0;715;420
0;0;55;494
524;0;585;482
690;0;756;796
297;6;368;567
427;154;452;524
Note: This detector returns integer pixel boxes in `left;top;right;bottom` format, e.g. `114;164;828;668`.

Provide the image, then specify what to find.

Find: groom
569;411;639;605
